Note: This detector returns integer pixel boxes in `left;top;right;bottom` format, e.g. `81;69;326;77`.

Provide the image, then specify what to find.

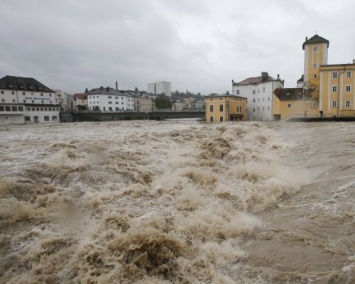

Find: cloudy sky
0;0;354;95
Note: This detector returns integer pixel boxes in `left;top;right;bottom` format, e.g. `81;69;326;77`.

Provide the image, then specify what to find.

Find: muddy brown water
0;120;354;283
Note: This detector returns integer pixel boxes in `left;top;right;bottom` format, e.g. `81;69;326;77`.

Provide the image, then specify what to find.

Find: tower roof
302;34;329;50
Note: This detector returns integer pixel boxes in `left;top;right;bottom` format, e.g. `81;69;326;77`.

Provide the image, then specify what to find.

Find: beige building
205;94;247;122
133;96;153;112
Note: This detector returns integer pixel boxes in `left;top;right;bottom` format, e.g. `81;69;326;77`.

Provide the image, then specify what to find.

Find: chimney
353;59;355;64
305;37;308;41
116;81;118;90
261;72;268;80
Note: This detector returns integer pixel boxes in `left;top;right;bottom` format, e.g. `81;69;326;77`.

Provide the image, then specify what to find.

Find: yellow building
319;64;355;117
303;34;355;117
205;94;247;122
273;34;355;119
273;88;318;120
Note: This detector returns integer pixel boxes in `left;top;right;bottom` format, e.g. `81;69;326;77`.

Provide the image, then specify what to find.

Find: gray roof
89;87;132;97
0;75;54;92
302;34;329;50
233;72;282;86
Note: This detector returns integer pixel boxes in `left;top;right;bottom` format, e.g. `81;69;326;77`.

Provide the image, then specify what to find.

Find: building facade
319;63;355;117
56;90;71;110
87;87;134;112
304;34;355;117
0;76;59;124
205;94;247;122
273;88;318;120
232;72;284;121
147;81;171;96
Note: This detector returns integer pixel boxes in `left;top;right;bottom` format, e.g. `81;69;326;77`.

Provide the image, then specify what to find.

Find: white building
147;81;171;96
56;90;71;110
0;75;59;124
87;87;134;112
232;72;284;121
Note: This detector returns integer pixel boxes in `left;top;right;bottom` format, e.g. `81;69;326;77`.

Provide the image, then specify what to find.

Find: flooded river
0;120;354;283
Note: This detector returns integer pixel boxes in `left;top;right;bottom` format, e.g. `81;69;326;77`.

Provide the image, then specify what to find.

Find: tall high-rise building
147;81;171;96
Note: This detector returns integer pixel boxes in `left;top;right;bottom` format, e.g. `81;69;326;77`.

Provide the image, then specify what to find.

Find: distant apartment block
147;81;171;96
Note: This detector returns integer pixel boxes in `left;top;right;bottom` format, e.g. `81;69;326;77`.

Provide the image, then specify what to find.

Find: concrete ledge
287;116;355;122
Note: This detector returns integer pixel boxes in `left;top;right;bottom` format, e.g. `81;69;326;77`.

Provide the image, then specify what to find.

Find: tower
302;35;329;98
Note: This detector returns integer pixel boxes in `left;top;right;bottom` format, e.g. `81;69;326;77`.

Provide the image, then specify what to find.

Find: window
25;116;30;121
237;90;240;95
0;106;4;111
219;104;223;112
345;100;351;108
0;91;3;94
287;103;291;108
210;105;213;112
34;116;39;122
268;97;270;101
22;92;25;95
312;102;317;108
332;86;338;93
220;116;223;122
52;116;57;121
116;107;119;111
263;107;265;111
12;106;18;111
263;87;265;93
346;85;351;92
12;91;15;95
108;101;112;104
267;106;270;111
12;99;15;102
23;100;26;103
313;46;318;51
253;90;255;94
332;101;337;108
262;98;265;102
5;106;11;111
36;107;39;111
109;107;112;111
347;71;352;78
41;93;43;96
18;106;23;111
253;99;255;103
49;93;51;97
210;116;213;122
1;99;5;102
44;116;49;121
253;108;255;112
108;96;112;99
332;72;338;78
314;74;317;79
32;107;35;111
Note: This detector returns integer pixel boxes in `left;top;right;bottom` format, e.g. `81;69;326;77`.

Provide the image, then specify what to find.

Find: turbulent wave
0;120;352;283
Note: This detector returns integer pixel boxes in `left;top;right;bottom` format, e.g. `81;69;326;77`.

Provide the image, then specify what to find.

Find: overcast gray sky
0;0;354;95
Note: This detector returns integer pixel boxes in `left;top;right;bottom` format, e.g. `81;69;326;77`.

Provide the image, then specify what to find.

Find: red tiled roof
73;93;88;100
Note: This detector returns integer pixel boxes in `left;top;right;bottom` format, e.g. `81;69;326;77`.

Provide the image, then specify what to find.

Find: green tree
155;94;172;109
